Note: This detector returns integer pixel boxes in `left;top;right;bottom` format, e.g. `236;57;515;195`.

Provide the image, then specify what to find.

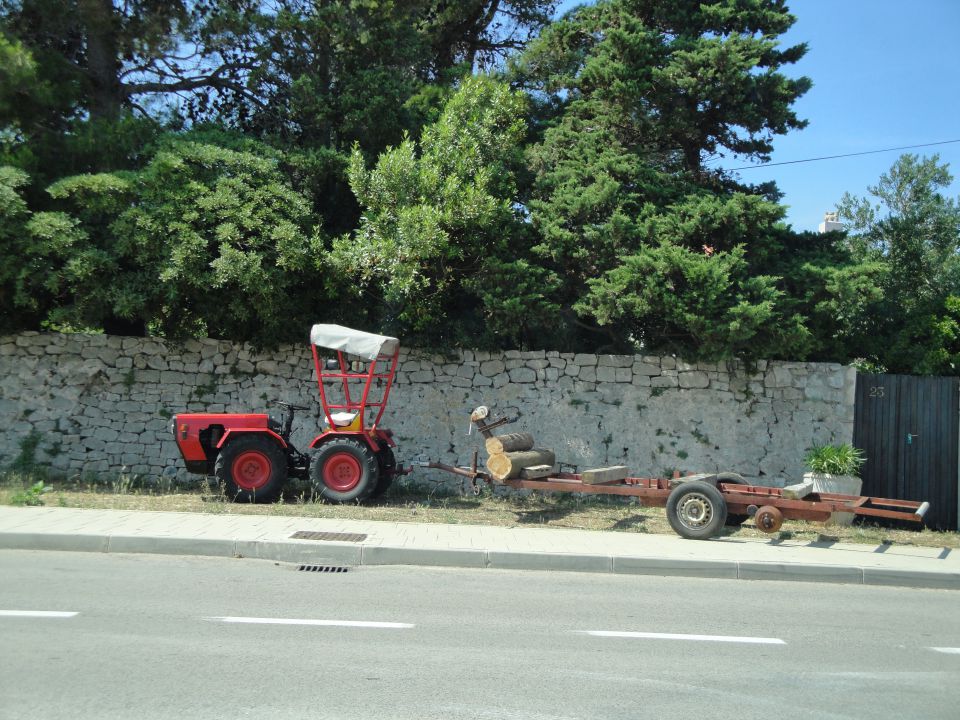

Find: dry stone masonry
0;332;856;491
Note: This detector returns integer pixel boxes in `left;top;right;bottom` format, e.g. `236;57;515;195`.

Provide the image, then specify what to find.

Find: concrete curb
2;531;959;590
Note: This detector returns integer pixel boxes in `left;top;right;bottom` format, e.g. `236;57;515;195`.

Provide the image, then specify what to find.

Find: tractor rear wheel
311;437;379;503
370;447;397;499
215;434;288;503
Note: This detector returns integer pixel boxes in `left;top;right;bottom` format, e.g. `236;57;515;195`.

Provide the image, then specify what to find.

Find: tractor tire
215;434;288;503
666;480;728;540
370;447;397;499
310;437;380;503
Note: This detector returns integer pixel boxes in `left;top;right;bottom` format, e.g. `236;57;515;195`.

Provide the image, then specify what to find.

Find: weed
677;450;689;460
122;369;136;392
568;398;586;407
158;407;173;419
636;404;647;413
12;430;43;471
111;467;140;494
227;362;255;379
10;480;51;507
651;387;666;397
190;375;217;400
691;428;711;445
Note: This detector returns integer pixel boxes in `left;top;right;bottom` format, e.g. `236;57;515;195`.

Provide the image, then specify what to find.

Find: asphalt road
1;550;959;720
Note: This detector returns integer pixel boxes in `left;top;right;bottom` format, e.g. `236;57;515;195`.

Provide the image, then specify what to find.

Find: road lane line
580;630;785;645
0;611;78;618
931;647;960;655
206;617;414;629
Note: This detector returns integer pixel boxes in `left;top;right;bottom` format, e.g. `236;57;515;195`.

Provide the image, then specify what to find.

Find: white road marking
931;647;960;655
580;630;785;645
206;616;414;629
0;610;78;618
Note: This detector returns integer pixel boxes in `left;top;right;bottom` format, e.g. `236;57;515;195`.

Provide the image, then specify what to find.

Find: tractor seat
328;411;359;427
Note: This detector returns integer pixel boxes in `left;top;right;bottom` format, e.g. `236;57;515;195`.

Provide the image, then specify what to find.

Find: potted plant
803;443;866;525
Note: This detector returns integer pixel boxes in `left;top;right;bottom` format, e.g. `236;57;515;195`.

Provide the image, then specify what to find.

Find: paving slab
0;506;958;590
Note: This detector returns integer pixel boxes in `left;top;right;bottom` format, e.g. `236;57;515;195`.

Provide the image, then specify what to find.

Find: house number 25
870;386;885;397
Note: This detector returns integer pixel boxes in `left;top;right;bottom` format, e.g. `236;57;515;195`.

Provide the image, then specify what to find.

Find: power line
727;139;960;171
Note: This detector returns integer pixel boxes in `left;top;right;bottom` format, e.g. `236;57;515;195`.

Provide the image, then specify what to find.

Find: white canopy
309;324;400;361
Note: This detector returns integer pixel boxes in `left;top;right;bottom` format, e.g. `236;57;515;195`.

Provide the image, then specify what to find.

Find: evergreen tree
514;0;816;357
837;154;960;374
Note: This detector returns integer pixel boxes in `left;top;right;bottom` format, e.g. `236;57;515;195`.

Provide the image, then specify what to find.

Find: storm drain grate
291;531;368;542
298;565;349;573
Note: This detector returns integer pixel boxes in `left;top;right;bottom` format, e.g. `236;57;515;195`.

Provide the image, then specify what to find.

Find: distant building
818;211;842;233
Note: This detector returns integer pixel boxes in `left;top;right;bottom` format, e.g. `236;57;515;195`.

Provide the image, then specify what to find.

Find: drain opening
298;565;349;573
291;531;368;542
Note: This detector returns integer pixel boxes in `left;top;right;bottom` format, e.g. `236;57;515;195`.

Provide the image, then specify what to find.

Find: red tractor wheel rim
323;452;362;492
231;451;272;490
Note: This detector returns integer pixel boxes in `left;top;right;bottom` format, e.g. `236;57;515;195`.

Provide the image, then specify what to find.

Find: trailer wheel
370;447;396;499
215;434;287;503
311;437;379;503
666;481;728;540
754;505;784;533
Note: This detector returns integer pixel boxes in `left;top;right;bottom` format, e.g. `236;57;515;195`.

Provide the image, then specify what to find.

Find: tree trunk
486;449;556;482
484;432;535;455
79;0;122;124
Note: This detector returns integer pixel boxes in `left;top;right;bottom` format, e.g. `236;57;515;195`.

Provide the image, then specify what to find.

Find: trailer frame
421;407;930;540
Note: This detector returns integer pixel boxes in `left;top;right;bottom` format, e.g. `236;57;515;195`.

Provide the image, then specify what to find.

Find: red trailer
423;407;930;540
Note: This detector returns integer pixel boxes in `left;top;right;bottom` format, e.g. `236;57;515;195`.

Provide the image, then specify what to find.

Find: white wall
0;332;856;490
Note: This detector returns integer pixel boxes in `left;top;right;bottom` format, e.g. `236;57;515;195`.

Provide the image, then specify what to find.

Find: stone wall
0;331;856;490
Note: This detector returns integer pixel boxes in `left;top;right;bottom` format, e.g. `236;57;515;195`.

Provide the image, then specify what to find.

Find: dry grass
2;472;957;550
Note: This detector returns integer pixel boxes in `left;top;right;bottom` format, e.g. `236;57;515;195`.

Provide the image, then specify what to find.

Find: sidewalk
1;506;958;590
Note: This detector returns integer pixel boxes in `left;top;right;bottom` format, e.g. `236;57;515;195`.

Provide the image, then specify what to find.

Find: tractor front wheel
311;438;379;503
215;434;288;503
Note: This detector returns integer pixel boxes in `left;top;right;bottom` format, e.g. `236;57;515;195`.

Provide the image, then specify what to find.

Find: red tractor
172;324;403;503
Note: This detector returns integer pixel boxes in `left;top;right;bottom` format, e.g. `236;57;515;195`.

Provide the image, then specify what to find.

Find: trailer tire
215;434;288;504
666;481;728;540
370;447;396;499
311;437;379;503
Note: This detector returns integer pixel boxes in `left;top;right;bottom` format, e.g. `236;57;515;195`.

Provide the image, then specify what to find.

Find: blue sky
553;0;960;231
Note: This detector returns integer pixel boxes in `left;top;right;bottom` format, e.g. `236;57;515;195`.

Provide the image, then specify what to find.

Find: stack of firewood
482;431;556;482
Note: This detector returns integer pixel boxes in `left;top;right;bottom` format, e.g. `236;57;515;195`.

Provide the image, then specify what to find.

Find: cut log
781;480;815;500
520;465;554;479
485;432;535;455
486;449;556;482
581;466;629;485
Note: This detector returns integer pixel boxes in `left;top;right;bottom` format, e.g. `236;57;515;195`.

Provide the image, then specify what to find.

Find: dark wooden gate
854;373;959;530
